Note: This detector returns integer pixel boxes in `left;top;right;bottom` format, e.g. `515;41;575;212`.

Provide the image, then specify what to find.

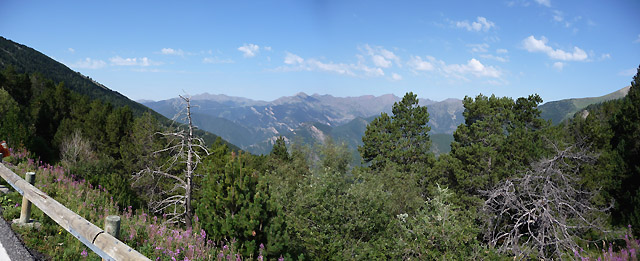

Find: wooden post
104;215;121;239
19;172;36;224
0;164;150;260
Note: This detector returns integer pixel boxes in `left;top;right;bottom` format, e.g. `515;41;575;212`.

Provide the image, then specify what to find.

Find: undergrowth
1;148;266;260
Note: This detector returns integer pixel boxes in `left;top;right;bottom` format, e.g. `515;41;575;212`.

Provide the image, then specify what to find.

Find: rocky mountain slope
142;93;464;155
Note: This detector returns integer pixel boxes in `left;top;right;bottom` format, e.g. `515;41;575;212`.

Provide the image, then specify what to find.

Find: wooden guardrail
0;162;150;261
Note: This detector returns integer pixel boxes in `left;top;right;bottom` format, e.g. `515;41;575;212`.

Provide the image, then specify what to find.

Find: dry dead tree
482;140;611;259
135;95;209;228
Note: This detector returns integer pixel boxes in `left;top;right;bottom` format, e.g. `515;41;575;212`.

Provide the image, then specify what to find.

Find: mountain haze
143;93;464;155
145;86;631;156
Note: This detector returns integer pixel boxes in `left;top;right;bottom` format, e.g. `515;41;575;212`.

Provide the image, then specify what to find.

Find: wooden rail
0;163;150;261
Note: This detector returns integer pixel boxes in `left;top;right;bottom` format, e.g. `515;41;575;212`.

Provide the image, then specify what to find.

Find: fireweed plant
0;148;270;260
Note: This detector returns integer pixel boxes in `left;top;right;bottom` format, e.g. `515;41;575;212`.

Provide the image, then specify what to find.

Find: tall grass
1;148;262;260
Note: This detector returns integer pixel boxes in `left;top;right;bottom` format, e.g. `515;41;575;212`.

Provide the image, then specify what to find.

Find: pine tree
447;94;548;203
610;65;640;233
359;92;434;171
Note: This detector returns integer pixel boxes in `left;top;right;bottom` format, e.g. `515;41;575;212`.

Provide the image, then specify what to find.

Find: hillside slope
539;86;630;124
0;36;239;150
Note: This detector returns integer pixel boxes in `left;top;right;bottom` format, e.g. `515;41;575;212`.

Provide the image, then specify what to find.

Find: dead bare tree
60;129;96;168
135;95;209;228
482;140;611;259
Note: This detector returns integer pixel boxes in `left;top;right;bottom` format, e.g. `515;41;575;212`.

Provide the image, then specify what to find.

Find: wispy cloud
70;58;106;69
635;34;640;43
534;0;551;7
552;62;564;71
410;56;502;80
468;43;489;53
391;73;402;81
361;44;400;68
68;48;75;53
160;48;184;56
202;57;234;64
438;58;502;78
408;56;434;71
109;56;161;66
552;10;563;22
496;48;508;54
618;68;637;77
522;35;587;61
480;54;508;62
238;43;260;58
280;52;384;77
455;17;495;32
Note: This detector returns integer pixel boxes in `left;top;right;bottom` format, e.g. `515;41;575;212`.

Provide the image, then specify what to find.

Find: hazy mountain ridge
144;86;630;156
143;92;463;155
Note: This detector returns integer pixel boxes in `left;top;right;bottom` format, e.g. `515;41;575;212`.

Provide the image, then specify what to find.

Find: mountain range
1;36;629;158
143;86;630;156
142;93;465;155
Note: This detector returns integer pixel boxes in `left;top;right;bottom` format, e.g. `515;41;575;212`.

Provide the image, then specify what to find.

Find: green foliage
610;66;640;234
0;88;30;147
445;94;549;205
287;165;399;259
359;92;435;172
196;152;287;258
397;185;493;260
270;136;290;162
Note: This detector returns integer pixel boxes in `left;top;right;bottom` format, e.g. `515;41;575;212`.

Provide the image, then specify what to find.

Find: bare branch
133;94;210;228
482;140;611;259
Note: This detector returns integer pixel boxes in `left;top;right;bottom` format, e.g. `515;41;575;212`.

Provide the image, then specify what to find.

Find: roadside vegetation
0;64;639;260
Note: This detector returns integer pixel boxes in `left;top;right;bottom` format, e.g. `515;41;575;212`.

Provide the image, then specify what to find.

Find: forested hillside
0;37;150;115
1;37;639;260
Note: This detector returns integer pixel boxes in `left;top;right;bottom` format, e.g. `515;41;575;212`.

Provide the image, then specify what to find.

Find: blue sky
1;0;639;102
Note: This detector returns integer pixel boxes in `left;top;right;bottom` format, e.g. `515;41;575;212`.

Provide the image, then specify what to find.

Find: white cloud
280;52;384;77
408;56;434;71
70;58;106;69
68;48;75;53
552;10;563;22
522;35;587;61
109;56;161;66
534;0;551;7
161;48;184;56
202;57;234;64
284;52;304;65
362;44;400;68
479;54;508;62
455;17;495;32
600;53;611;60
468;43;489;53
391;73;403;81
264;46;272;51
496;48;508;54
552;62;564;71
238;43;260;57
410;56;502;79
440;58;502;78
635;34;640;43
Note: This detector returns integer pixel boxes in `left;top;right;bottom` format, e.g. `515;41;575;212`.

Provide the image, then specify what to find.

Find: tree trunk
185;96;193;229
